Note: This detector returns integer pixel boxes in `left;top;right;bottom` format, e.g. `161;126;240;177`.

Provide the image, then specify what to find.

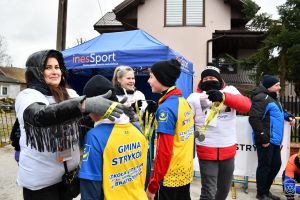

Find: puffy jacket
187;83;251;160
249;85;291;145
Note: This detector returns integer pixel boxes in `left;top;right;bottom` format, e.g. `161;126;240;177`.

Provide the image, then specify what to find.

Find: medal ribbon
197;97;224;136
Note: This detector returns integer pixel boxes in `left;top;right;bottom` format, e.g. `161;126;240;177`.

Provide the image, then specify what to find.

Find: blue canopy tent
62;30;193;100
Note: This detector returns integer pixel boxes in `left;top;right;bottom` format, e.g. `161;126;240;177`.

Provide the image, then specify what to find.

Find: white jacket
187;85;241;147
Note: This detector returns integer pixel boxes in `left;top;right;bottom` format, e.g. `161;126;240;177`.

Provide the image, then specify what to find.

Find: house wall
0;83;21;99
137;0;231;90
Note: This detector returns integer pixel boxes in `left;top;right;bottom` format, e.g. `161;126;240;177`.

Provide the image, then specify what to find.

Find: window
1;86;7;95
165;0;204;26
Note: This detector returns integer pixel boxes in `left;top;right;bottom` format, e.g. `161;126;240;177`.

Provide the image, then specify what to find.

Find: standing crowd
11;49;297;200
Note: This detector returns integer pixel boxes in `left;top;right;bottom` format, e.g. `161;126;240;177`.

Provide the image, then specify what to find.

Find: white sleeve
222;85;241;95
67;88;79;98
187;93;196;116
15;89;49;125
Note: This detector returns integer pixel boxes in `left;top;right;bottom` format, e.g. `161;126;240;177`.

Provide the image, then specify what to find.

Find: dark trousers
199;158;235;200
256;143;281;196
23;182;72;200
155;183;191;200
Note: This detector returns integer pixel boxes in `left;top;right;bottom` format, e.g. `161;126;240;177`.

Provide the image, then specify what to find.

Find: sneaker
268;192;280;200
256;194;272;200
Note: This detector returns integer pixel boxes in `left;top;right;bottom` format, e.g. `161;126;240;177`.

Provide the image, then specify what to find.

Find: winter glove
84;91;124;121
206;90;224;102
131;100;143;113
146;100;158;114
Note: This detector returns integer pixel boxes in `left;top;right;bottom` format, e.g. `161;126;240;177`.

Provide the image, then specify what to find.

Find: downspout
206;35;226;65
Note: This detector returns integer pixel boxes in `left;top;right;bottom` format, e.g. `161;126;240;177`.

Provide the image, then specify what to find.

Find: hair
44;51;70;103
112;66;134;87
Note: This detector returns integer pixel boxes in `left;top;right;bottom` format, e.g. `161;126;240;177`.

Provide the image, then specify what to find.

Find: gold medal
196;98;224;142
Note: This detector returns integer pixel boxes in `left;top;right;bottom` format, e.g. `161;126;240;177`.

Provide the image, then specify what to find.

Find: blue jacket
248;85;291;145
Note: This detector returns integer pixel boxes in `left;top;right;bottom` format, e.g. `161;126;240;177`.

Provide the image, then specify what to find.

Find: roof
94;12;127;34
0;67;26;84
94;12;122;26
212;30;265;54
113;0;145;18
62;30;193;74
0;74;19;83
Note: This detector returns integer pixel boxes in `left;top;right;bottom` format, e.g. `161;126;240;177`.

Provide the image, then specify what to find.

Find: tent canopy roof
62;30;193;75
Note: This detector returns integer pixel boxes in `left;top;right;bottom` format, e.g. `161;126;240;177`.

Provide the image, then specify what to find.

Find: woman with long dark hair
15;49;125;200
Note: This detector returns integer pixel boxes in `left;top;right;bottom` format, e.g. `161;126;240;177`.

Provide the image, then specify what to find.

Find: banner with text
194;116;291;178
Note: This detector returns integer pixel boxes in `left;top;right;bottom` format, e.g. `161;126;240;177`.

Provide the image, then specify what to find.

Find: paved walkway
0;145;287;200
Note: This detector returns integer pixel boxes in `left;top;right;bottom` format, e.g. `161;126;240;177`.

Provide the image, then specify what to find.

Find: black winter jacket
248;85;291;145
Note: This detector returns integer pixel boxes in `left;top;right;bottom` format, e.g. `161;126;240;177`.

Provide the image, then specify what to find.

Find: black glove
206;90;224;102
146;100;158;114
131;100;143;113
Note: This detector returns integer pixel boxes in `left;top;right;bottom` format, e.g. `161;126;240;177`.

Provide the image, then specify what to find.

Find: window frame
1;85;8;96
164;0;205;27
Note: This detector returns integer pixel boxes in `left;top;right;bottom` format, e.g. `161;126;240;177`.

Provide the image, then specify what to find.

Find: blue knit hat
263;75;279;89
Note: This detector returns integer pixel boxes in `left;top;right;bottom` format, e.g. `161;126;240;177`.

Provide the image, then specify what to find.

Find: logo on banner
72;52;118;66
176;56;189;73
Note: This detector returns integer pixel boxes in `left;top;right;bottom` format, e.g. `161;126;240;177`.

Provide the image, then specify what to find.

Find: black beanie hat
262;75;279;89
83;75;118;102
150;59;181;87
201;66;222;83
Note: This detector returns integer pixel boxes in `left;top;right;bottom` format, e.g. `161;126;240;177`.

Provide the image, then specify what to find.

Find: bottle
231;182;237;199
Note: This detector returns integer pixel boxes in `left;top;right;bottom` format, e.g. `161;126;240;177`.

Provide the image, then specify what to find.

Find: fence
280;96;300;142
0;108;16;147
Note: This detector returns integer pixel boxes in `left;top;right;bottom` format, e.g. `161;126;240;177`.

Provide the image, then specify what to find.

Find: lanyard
158;86;176;105
196;98;224;141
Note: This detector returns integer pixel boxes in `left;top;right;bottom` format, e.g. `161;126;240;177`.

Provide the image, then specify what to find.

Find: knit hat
83;75;118;101
201;65;222;83
150;59;181;87
262;75;279;89
295;151;300;169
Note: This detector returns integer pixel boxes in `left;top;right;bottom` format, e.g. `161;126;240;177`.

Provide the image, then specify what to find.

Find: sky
0;0;286;67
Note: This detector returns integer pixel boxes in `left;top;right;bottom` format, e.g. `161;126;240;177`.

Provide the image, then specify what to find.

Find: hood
25;49;68;95
252;84;269;96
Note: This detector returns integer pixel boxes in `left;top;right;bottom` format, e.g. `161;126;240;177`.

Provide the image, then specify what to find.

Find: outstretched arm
224;92;251;113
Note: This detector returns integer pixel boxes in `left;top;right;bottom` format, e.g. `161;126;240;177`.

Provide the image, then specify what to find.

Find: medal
196;100;224;142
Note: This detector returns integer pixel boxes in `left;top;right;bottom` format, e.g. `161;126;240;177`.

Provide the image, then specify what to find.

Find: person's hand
206;90;224;102
146;189;155;200
146;101;158;114
131;100;143;113
262;143;270;148
289;117;296;126
84;90;124;121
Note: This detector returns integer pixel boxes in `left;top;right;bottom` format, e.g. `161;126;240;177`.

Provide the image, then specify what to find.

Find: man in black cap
146;59;195;200
249;75;295;200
